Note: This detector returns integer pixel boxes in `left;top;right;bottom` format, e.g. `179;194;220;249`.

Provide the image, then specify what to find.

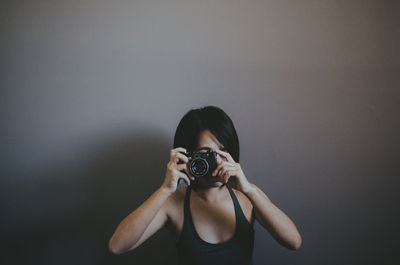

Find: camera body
184;150;218;178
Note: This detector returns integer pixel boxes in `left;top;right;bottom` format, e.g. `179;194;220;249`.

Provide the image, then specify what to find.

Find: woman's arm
108;147;192;255
108;186;172;254
244;184;302;250
211;148;302;250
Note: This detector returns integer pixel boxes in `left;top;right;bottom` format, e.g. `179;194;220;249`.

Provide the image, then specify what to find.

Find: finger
222;171;232;184
177;172;191;186
214;149;235;163
215;159;235;167
216;154;222;163
175;163;188;171
213;163;224;176
174;165;195;181
212;162;235;176
217;149;235;163
216;164;233;177
172;152;189;164
217;165;235;178
170;147;187;159
173;147;187;153
219;166;236;177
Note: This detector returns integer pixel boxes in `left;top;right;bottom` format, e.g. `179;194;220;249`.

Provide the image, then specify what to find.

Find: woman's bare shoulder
169;186;187;203
164;186;187;213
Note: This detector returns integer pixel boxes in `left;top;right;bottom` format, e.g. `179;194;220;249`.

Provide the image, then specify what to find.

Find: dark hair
173;106;240;162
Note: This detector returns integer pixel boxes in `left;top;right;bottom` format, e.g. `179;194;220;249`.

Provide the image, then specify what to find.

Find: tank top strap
226;185;249;226
183;185;192;218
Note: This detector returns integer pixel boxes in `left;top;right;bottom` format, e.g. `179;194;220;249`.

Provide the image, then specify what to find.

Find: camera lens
189;158;209;177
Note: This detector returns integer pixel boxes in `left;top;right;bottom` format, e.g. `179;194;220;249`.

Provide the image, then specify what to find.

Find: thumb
216;153;222;164
179;173;191;186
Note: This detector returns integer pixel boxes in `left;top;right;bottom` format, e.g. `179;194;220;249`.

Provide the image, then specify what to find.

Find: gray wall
1;1;399;264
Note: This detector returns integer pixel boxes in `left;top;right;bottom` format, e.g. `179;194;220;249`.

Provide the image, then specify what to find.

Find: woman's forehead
197;130;224;150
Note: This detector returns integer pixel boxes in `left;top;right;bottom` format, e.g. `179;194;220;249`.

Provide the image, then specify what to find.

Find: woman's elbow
109;236;123;255
289;235;302;250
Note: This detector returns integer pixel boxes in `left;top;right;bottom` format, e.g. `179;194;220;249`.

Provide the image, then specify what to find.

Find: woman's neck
192;183;228;202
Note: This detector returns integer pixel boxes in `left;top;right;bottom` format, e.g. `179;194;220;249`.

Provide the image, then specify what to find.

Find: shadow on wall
5;128;180;265
84;129;179;265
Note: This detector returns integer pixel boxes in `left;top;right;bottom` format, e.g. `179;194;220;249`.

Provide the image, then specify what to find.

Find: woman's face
191;130;228;187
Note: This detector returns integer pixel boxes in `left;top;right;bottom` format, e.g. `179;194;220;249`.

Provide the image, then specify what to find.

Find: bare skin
108;130;302;254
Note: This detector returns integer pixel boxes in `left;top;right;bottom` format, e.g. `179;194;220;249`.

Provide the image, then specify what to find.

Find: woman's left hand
212;149;254;194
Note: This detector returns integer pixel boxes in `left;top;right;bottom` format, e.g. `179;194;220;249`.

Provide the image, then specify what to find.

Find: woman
108;106;302;265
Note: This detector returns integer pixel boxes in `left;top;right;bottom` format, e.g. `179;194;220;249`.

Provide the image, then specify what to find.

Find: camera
183;150;218;178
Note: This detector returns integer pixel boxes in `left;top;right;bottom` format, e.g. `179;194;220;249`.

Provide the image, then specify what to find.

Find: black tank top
176;185;255;265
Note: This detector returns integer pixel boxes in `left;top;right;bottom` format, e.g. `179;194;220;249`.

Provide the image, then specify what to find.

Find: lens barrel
189;158;209;177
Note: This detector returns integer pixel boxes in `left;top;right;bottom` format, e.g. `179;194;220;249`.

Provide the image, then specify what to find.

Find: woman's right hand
161;147;194;193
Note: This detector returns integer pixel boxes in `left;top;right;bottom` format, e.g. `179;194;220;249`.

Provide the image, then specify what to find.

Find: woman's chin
207;178;224;186
197;177;224;187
